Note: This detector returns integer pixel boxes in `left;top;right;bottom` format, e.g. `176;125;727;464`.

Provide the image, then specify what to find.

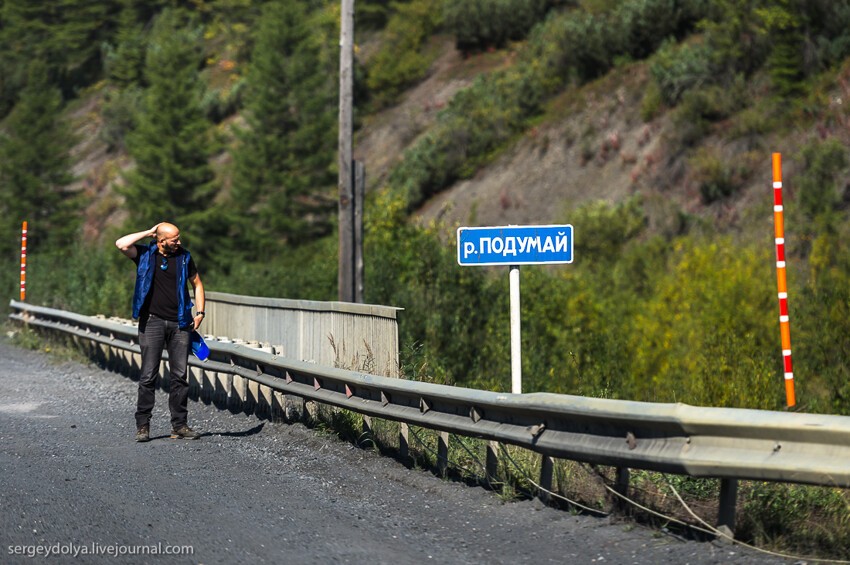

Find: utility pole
338;0;356;302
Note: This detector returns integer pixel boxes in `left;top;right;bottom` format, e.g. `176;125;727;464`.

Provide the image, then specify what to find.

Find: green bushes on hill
388;0;710;211
442;0;551;53
365;0;442;107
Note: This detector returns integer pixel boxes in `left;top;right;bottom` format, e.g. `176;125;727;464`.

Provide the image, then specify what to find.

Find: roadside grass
5;322;92;367
356;417;850;562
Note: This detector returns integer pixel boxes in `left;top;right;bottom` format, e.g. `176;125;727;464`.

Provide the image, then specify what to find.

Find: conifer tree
0;0;118;101
99;0;149;151
120;9;217;231
0;60;78;259
759;0;805;98
104;0;147;89
229;0;336;259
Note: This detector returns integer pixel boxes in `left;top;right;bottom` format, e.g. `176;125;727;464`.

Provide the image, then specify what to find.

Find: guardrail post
229;373;244;413
272;391;287;422
270;345;288;422
234;373;248;411
437;431;449;477
200;365;214;404
717;478;738;537
211;362;230;409
486;441;499;487
242;343;259;415
362;415;373;445
304;399;317;421
539;455;554;505
254;343;274;418
257;383;272;418
399;422;410;462
615;467;630;511
121;348;134;378
95;340;108;368
105;341;117;372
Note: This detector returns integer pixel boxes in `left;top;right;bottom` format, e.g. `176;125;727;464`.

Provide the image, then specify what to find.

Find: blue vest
132;243;194;328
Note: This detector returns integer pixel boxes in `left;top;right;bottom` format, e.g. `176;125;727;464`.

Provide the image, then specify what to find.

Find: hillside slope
359;41;849;241
64;30;850;249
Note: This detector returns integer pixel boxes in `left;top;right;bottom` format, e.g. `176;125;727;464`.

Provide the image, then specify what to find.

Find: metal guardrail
9;300;850;529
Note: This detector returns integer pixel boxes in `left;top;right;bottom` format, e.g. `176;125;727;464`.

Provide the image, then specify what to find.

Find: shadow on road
142;423;267;442
200;422;266;438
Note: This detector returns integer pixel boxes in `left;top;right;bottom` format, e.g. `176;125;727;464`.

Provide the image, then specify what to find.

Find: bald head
156;223;179;240
155;223;182;255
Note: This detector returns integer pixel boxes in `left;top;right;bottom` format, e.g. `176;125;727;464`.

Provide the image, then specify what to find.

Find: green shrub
611;0;704;59
806;2;850;69
571;198;647;264
689;147;740;204
728;105;775;139
388;66;532;210
699;0;771;77
364;192;498;384
365;0;442;107
649;38;712;105
442;0;550;52
25;243;133;317
796;138;848;222
670;79;747;145
795;227;850;415
639;79;664;121
627;238;779;408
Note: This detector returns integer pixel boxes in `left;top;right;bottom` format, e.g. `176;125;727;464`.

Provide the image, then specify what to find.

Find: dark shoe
170;425;200;440
136;425;150;442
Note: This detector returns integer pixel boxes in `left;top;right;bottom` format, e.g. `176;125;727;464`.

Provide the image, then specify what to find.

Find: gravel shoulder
0;337;785;564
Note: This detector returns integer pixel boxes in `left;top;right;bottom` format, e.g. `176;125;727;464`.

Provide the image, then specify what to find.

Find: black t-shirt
133;244;198;322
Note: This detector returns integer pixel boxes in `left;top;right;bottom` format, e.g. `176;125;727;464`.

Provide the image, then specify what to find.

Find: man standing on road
115;222;205;442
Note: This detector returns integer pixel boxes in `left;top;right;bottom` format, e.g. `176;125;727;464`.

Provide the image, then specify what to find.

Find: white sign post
457;225;574;394
509;265;521;393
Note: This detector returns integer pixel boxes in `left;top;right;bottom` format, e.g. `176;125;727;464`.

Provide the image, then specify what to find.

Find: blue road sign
457;225;574;266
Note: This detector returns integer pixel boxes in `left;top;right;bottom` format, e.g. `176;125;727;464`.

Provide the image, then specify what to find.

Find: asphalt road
0;337;786;565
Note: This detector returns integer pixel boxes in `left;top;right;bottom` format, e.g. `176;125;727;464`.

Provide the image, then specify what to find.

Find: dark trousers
135;315;191;429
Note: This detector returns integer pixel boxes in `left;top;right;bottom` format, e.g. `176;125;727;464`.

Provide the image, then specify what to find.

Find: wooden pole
354;160;364;303
338;0;355;302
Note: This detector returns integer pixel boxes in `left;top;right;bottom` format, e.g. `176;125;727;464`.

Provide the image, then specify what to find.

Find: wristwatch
196;311;205;317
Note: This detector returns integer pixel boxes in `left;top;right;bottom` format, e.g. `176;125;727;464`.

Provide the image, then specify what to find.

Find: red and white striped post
772;154;796;408
20;221;27;301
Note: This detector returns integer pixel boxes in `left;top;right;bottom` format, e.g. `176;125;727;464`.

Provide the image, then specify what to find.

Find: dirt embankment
353;41;712;234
